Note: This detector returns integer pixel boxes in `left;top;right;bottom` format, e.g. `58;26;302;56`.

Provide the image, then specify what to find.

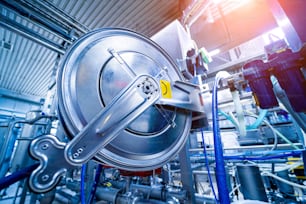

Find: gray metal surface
57;28;192;171
29;134;74;193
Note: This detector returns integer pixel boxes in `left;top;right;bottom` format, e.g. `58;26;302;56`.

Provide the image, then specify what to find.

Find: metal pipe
188;0;212;27
182;0;210;26
195;194;217;204
189;143;303;152
0;18;65;54
0;122;19;178
0;163;39;190
24;0;89;34
1;0;74;41
193;170;215;175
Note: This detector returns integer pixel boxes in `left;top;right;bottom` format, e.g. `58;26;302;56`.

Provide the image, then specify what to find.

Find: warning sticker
160;80;172;99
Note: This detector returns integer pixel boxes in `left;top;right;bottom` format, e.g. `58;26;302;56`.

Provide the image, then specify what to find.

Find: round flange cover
57;28;191;171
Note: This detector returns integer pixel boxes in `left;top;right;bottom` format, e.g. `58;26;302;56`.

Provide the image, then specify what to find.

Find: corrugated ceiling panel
48;0;181;37
0;6;60;98
0;0;181;100
0;29;58;97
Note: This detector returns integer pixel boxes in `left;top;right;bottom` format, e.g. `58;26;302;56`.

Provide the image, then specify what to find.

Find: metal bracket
29;135;73;193
157;80;204;113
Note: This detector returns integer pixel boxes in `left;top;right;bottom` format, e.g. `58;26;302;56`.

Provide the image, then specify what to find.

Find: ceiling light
209;49;220;57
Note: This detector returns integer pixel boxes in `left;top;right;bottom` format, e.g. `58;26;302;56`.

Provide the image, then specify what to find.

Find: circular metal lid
57;28;191;171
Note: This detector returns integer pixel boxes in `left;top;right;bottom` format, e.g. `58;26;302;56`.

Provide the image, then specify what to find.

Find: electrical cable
81;164;87;204
261;119;278;152
275;161;303;172
212;71;231;204
87;164;103;204
261;171;306;190
200;129;218;203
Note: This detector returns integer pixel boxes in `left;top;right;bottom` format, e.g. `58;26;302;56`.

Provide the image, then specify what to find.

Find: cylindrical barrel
271;50;306;112
243;60;278;109
236;164;268;202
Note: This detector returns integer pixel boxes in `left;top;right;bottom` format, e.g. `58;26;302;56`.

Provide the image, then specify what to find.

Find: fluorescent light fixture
208;49;220;57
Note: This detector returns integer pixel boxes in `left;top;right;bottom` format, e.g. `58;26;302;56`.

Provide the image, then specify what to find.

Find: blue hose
200;129;218;203
87;164;102;204
219;109;268;130
81;164;87;204
0;163;39;191
212;73;230;204
247;109;268;129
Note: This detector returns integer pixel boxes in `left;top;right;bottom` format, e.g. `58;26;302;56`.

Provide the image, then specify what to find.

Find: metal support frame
179;138;196;203
267;0;302;52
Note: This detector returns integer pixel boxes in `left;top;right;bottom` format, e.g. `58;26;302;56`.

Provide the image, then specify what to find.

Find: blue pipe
0;163;39;191
212;75;230;204
219;109;268;130
247;109;268;129
224;150;302;161
0;124;18;178
192;149;302;157
81;164;87;204
88;164;102;204
200;129;218;203
218;110;238;127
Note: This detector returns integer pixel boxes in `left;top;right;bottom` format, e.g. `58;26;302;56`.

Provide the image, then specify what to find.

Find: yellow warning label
160;80;172;99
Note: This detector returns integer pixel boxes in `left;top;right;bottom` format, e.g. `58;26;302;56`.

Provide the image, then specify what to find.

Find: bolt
41;143;49;150
77;148;83;154
42;174;49;181
73;152;79;158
